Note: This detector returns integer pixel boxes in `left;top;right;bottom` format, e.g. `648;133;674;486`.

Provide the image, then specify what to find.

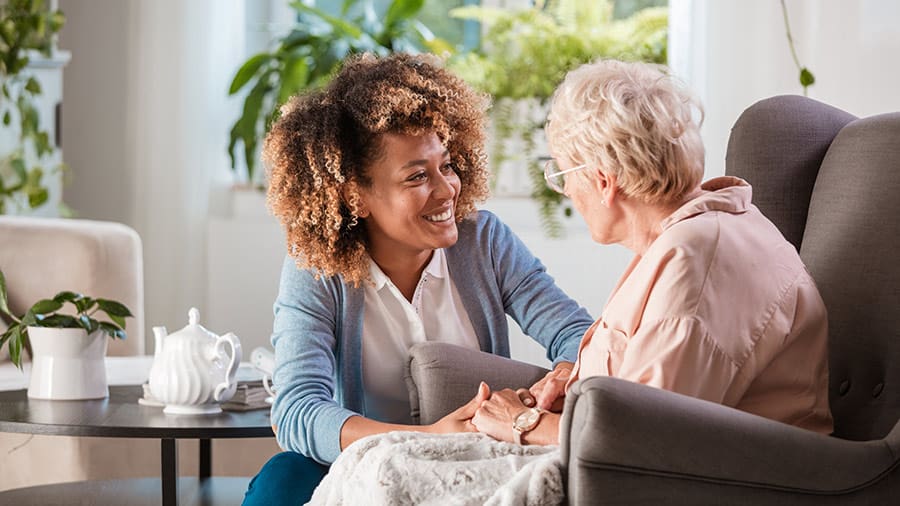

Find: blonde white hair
546;59;705;204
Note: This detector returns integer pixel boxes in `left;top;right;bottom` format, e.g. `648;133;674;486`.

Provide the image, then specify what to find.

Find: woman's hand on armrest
528;361;573;412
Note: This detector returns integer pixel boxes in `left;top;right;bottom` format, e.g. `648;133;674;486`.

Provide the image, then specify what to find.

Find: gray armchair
406;96;900;504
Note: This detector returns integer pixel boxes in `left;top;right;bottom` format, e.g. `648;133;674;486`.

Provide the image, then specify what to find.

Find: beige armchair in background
0;216;278;491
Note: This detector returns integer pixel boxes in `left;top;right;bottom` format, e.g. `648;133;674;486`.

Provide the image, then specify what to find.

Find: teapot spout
152;326;168;358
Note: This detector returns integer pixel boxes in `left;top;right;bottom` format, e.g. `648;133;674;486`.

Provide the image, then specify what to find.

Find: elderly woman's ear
588;169;617;206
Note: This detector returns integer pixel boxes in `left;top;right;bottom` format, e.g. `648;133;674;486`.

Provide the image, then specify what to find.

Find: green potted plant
448;0;667;236
227;0;453;187
0;268;133;399
0;0;66;214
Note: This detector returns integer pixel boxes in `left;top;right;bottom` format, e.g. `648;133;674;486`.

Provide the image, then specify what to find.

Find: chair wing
0;216;145;357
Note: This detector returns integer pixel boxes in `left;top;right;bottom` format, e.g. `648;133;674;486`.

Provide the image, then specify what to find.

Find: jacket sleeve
269;256;356;464
484;212;594;365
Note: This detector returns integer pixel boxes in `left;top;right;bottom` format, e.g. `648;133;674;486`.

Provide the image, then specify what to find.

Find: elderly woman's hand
428;382;490;434
471;388;529;443
527;361;573;412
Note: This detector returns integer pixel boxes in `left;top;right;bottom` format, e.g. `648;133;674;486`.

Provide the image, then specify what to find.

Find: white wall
670;0;900;179
56;1;900;362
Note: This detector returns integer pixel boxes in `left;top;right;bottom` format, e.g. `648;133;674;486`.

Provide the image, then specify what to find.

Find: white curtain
124;0;244;339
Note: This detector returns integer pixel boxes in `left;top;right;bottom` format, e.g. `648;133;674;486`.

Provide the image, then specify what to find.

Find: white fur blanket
307;432;563;506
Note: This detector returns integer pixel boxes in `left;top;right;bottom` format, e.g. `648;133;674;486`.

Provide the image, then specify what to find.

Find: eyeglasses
543;159;588;194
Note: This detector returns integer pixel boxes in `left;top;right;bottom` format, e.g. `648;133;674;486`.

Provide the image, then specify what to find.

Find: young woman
241;53;593;505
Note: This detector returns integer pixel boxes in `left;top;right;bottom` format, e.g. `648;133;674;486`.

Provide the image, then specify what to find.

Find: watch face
515;408;541;431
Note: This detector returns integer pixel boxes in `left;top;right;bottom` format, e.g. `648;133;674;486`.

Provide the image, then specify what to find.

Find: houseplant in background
0;0;66;214
0;269;132;399
227;0;453;187
448;0;667;236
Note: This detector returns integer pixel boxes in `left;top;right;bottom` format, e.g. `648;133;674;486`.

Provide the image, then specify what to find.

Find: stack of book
221;365;273;412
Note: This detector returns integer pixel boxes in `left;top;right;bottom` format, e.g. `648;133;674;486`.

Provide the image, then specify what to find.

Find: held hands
428;381;490;434
431;375;567;444
526;361;574;412
471;387;529;443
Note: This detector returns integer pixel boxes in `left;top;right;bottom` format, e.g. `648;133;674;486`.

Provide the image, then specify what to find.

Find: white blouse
361;248;480;423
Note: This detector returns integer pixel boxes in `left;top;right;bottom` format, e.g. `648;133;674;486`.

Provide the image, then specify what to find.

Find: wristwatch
512;407;546;445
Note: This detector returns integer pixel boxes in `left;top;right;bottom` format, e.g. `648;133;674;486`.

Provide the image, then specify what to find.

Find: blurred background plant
227;0;454;187
226;0;668;237
0;0;65;214
448;0;667;236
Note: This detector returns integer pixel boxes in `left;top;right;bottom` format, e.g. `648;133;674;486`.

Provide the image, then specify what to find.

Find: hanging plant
0;0;65;214
780;0;815;96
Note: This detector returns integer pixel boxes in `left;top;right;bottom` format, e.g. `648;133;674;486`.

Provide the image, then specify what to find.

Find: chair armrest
560;376;900;504
405;342;549;425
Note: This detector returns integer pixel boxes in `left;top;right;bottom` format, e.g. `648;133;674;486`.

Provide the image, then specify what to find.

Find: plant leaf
277;57;310;104
799;67;815;87
30;298;63;315
109;314;126;329
27;186;48;208
25;77;42;94
78;314;98;333
98;322;126;340
9;327;23;369
0;269;12;318
53;291;81;304
0;327;13;349
96;298;133;318
291;2;362;38
385;0;425;31
74;296;95;314
37;314;79;328
228;53;273;95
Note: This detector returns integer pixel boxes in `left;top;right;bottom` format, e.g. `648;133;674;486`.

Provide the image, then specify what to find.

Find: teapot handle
213;332;243;402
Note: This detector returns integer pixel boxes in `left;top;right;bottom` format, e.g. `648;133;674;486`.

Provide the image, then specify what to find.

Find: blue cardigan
270;210;593;464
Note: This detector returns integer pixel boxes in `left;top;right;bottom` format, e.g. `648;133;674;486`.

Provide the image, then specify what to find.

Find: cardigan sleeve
483;212;594;365
269;256;357;464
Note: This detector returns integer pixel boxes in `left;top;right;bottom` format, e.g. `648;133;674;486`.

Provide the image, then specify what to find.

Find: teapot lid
171;307;217;340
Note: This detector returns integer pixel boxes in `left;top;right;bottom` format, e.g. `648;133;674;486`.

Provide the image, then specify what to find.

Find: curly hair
264;53;491;286
546;59;705;205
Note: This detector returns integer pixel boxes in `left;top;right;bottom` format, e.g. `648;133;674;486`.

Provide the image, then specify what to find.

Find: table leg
199;438;211;480
161;438;178;506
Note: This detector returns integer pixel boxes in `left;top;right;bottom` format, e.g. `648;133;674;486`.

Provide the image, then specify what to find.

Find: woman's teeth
425;209;452;222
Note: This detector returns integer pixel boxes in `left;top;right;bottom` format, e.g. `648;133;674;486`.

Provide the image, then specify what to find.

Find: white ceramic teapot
148;308;243;415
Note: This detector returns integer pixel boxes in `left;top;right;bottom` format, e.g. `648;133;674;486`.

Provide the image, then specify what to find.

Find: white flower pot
27;327;109;400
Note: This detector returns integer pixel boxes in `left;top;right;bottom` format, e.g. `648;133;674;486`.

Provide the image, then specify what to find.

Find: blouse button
838;380;851;396
872;382;885;398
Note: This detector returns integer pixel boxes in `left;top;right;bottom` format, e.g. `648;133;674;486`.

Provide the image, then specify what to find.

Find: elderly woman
240;53;593;505
471;59;833;446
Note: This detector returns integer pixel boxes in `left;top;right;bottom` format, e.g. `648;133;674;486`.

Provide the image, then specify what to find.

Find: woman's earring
600;198;607;206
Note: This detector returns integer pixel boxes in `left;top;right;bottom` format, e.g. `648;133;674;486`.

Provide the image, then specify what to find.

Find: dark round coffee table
0;385;274;505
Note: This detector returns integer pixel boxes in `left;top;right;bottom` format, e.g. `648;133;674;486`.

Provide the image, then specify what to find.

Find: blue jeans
242;451;330;506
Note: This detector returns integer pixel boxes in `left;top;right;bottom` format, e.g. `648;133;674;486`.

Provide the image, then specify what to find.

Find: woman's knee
242;451;329;506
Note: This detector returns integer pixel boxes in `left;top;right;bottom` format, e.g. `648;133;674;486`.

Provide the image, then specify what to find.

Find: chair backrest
726;95;900;441
0;216;145;357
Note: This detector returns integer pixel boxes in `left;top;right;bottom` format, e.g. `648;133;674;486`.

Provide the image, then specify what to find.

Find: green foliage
227;0;453;185
0;0;65;214
0;268;133;369
448;0;668;237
